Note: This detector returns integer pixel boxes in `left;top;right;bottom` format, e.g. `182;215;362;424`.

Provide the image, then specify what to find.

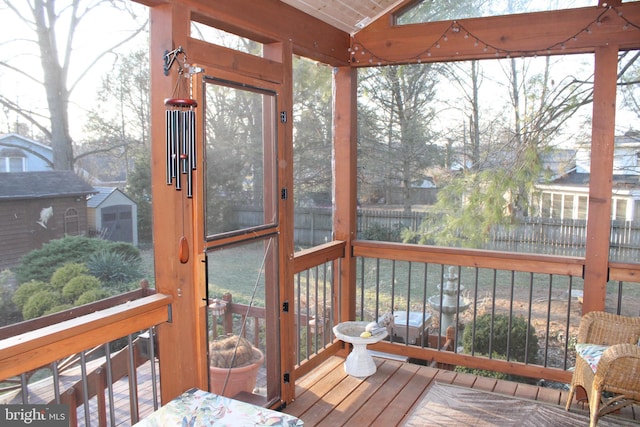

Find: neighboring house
535;135;640;221
0;133;53;172
87;187;138;246
0;171;96;271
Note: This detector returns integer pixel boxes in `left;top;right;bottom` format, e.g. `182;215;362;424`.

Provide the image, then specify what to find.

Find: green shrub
0;269;21;326
12;280;48;310
455;352;509;380
50;263;89;291
23;290;63;319
86;250;142;290
361;222;404;242
62;275;101;302
462;313;538;364
106;242;141;261
15;236;109;283
75;288;112;306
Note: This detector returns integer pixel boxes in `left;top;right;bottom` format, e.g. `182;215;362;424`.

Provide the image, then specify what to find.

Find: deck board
284;355;640;427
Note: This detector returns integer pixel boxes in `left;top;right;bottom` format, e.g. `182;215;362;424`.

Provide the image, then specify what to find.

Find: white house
535;134;640;222
0;134;53;172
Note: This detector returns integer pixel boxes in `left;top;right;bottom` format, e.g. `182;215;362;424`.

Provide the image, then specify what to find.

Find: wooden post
583;45;619;314
333;66;358;323
149;3;202;402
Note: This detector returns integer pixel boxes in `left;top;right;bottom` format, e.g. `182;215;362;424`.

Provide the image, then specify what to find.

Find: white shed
87;187;138;246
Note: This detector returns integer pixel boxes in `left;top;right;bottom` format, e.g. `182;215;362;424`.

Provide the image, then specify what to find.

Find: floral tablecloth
135;388;303;427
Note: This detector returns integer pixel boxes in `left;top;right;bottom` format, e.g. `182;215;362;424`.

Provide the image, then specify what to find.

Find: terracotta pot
209;348;264;397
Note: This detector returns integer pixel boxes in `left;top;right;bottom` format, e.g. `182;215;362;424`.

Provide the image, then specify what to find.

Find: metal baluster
105;342;116;427
52;361;61;404
80;351;91;426
127;334;139;424
148;327;159;411
20;373;28;404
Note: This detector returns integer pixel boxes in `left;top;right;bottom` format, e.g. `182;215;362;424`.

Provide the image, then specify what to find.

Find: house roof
87;187;135;208
549;170;640;189
0;171;96;200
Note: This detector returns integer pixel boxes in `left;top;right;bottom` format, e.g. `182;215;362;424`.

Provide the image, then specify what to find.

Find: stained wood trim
609;262;640;282
353;3;640;65
353;240;585;277
187;38;284;84
582;45;619;314
293;241;346;274
155;0;350;66
0;294;172;380
0;287;155;339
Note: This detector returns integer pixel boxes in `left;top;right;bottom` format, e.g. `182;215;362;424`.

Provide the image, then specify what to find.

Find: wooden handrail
0;293;172;380
353;240;585;277
293;240;346;274
0;285;156;339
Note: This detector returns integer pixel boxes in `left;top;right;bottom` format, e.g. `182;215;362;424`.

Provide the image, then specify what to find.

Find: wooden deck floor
282;355;640;426
6;355;638;426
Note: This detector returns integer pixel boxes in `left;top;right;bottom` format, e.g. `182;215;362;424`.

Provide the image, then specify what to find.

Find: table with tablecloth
135;388;303;426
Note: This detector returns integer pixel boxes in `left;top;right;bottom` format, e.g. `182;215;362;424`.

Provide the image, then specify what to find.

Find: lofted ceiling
281;0;407;34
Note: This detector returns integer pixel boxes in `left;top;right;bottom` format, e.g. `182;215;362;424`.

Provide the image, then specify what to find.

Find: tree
359;64;443;213
412;55;594;248
0;0;146;170
292;56;333;206
79;47;150;181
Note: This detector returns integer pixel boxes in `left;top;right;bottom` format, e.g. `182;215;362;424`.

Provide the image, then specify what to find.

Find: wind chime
163;46;197;198
163;46;199;264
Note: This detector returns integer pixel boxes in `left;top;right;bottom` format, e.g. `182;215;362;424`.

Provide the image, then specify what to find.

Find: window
395;0;597;25
64;208;79;235
357;54;595;255
203;78;278;240
0;151;26;172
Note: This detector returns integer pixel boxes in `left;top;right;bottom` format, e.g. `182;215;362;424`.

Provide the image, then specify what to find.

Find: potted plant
208;334;264;397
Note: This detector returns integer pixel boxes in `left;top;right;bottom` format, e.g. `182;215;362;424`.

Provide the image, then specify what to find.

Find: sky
0;1;637;146
0;0;149;140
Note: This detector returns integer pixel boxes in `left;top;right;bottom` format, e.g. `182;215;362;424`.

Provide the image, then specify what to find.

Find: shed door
102;205;133;243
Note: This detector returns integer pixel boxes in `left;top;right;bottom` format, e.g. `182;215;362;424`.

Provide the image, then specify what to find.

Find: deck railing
289;240;640;387
0;292;171;427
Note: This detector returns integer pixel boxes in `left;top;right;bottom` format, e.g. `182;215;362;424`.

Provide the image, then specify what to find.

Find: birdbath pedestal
333;321;388;378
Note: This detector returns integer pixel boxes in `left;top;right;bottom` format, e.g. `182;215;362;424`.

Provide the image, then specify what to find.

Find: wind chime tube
165;109;172;185
181;110;189;174
189;109;196;171
172;109;181;191
186;110;194;197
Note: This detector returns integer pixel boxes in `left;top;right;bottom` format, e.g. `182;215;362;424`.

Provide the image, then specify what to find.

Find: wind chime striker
164;46;197;198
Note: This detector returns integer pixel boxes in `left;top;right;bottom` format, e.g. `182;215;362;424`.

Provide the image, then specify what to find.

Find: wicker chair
565;311;640;427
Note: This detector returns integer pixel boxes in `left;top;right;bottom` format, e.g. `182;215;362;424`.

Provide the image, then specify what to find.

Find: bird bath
333;321;388;377
428;266;472;336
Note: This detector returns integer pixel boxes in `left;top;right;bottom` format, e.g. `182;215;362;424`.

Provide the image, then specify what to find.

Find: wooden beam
351;3;640;66
187;37;284;84
583;45;619;314
155;0;351;66
333;66;358;323
149;3;204;403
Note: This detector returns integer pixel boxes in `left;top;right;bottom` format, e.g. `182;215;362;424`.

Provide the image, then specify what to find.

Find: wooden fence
235;207;640;262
